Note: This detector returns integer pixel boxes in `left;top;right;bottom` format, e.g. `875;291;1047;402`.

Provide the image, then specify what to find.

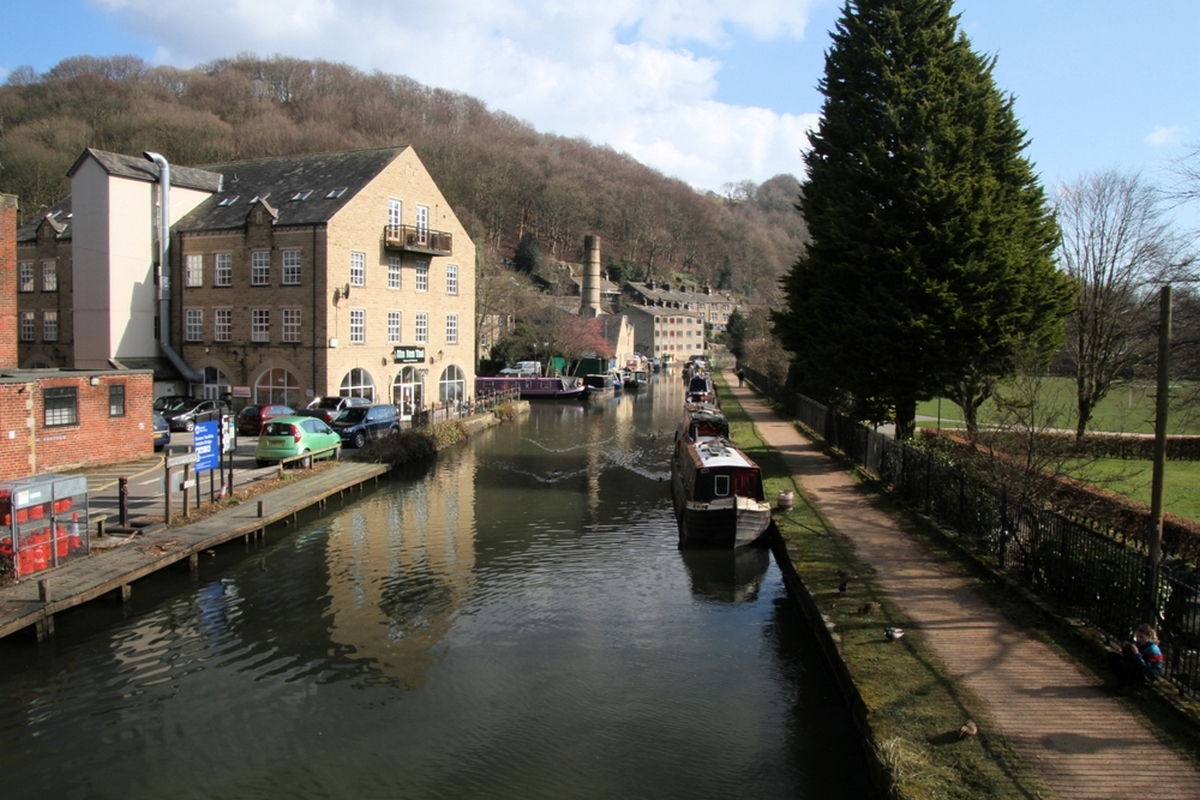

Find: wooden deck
0;462;390;641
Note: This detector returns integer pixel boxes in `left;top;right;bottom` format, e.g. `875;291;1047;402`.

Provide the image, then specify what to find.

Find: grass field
917;377;1200;436
1069;458;1200;522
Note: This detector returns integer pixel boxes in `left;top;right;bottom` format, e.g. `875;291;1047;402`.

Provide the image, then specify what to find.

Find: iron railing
742;366;1200;700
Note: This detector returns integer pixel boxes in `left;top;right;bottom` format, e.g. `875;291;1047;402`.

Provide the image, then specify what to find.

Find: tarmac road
77;432;286;527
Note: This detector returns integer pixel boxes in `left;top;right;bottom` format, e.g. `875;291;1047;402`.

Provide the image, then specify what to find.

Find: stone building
621;280;737;332
16;146;476;421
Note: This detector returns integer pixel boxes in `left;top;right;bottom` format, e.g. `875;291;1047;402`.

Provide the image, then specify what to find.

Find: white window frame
282;308;302;343
18;262;33;293
446;263;458;295
185;253;203;287
214;308;232;342
388;311;401;344
251;308;270;342
42;311;58;342
416;204;429;236
215;252;232;287
415;312;428;344
350;251;366;287
42;261;58;292
185;308;203;342
415;260;429;293
388;257;402;290
388;198;402;228
350;308;365;344
282;249;302;285
19;311;34;341
251;251;270;286
446;313;458;345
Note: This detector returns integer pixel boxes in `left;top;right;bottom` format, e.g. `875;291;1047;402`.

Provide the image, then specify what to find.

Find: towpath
724;370;1200;800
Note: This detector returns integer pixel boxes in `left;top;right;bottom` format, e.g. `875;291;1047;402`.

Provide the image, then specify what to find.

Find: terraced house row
16;146;477;422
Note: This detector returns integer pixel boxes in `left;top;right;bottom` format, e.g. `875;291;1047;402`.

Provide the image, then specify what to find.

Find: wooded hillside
0;54;806;301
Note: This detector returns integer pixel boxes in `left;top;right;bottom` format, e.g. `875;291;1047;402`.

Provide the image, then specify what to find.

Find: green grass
917;377;1200;436
1066;458;1200;522
716;375;1050;799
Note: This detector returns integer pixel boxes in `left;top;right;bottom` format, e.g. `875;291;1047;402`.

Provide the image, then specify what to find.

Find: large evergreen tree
773;0;1072;439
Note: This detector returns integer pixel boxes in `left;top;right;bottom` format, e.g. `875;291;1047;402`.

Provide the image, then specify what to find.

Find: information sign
194;420;220;473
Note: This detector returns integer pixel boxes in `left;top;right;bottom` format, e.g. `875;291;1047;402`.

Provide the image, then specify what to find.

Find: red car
236;403;296;436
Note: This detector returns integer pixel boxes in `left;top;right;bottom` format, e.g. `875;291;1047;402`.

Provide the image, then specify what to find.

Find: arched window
199;366;230;400
339;368;376;400
438;365;465;405
392;366;424;418
255;368;301;406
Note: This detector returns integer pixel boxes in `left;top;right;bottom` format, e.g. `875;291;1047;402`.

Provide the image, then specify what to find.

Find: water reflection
679;542;771;603
0;380;877;799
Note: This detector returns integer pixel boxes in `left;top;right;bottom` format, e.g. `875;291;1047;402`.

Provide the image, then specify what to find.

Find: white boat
670;423;771;548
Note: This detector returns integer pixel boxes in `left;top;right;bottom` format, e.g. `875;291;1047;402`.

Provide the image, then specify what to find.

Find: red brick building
0;194;153;480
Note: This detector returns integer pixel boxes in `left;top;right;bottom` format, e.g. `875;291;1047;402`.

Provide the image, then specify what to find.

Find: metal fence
411;387;521;428
744;366;1200;700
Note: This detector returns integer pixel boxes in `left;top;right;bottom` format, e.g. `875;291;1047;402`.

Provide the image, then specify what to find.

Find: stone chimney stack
0;195;18;368
581;234;602;318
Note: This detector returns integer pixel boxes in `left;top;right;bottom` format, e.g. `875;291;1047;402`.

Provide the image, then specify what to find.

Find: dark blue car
330;404;400;448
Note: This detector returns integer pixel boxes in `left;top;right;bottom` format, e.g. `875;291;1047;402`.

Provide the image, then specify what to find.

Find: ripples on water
0;377;876;799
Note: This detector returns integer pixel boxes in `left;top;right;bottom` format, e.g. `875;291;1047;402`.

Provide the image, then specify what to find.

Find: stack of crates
0;474;89;580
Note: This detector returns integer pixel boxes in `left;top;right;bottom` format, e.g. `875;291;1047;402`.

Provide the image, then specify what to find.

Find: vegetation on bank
718;378;1048;799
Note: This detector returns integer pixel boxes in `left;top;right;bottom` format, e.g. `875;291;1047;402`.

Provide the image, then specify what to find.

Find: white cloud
1145;125;1188;148
93;0;820;189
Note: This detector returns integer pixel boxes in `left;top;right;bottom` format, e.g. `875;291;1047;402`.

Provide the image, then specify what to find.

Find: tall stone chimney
0;195;18;368
581;234;602;318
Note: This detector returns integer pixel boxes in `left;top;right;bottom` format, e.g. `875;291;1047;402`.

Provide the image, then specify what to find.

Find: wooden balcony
384;225;453;256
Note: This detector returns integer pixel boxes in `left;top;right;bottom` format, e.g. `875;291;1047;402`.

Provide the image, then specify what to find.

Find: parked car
254;416;342;467
330;404;400;448
236;403;296;436
153;411;171;451
153;395;194;413
296;395;372;424
163;398;228;432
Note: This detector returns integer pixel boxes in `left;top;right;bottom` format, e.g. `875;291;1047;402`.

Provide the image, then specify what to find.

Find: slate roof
173;146;409;232
67;148;225;193
16;196;73;243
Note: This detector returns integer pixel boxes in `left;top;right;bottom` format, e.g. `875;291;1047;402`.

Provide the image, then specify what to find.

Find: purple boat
475;375;588;399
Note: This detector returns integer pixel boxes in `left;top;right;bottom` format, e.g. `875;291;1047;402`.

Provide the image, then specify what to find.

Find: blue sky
3;0;1198;230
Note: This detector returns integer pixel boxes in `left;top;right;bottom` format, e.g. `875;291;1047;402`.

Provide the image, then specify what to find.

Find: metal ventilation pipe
144;151;204;384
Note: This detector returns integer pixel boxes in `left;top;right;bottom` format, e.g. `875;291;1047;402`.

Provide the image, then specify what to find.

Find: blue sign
194;420;220;473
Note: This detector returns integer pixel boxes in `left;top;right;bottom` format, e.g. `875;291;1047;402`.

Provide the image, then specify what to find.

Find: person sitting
1107;623;1165;693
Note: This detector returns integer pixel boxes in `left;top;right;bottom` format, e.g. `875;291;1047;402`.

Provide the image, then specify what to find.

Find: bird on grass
858;601;881;615
838;582;848;593
836;569;858;580
884;627;904;641
959;720;978;739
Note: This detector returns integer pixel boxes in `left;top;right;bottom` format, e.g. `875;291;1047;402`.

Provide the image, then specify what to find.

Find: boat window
714;474;730;497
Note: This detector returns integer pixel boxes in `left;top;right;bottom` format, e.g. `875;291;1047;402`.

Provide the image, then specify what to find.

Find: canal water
0;376;877;799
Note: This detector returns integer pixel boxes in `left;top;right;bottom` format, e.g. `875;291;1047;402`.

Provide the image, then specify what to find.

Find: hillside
0;54;807;302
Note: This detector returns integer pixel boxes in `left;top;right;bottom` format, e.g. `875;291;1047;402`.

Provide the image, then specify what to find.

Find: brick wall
0;195;18;368
32;374;155;473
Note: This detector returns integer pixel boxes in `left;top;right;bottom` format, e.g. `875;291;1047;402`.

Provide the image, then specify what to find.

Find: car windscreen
262;422;296;437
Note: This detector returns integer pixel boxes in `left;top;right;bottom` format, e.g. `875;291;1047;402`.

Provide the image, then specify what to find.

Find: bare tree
1056;170;1195;439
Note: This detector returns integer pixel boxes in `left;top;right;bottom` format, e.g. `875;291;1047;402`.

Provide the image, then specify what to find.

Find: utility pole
1146;285;1171;622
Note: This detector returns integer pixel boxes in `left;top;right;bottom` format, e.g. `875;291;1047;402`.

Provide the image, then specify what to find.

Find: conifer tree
773;0;1072;439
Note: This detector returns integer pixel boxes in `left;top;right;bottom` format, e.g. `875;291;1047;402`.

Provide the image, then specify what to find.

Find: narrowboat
475;375;588;399
670;434;772;548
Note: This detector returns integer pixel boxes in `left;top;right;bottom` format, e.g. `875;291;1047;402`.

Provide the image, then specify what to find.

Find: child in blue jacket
1107;623;1165;692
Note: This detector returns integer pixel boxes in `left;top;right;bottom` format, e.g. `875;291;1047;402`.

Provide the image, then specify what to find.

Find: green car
254;415;341;467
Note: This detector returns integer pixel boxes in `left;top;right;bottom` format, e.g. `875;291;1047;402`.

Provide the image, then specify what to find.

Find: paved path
724;371;1200;800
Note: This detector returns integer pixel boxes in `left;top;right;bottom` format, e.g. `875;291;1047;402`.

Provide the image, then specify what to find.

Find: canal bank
725;371;1200;799
0;402;527;643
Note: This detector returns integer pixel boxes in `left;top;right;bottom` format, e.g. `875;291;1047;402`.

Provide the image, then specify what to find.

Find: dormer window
326;187;347;199
249;193;270;204
291;190;313;201
218;196;239;206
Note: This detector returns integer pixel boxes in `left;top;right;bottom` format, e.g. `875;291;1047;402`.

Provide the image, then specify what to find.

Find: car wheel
256;459;269;468
352;431;366;449
185;419;195;432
